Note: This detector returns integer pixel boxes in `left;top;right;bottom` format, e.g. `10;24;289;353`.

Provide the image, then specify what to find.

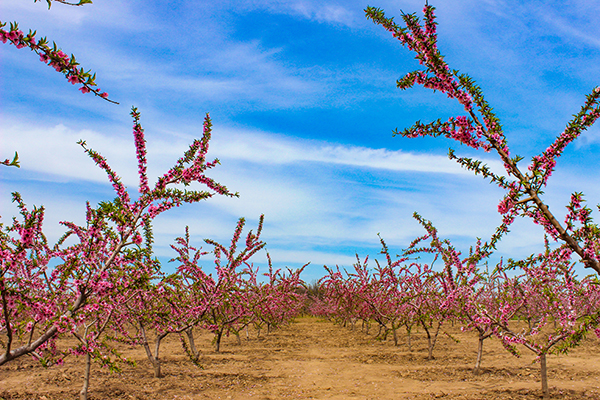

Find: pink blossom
67;75;81;85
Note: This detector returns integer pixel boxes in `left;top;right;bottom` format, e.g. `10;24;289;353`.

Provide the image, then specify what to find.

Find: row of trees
1;107;307;398
1;2;307;399
310;217;600;394
309;3;600;398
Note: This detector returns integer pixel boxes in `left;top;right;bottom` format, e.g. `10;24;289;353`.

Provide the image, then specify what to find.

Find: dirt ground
1;316;600;399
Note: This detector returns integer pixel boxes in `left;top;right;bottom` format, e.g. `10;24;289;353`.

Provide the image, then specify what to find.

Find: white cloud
1;0;150;31
210;126;508;175
1;117;503;185
267;248;356;268
535;4;600;50
0;119;136;185
287;2;355;26
234;0;357;26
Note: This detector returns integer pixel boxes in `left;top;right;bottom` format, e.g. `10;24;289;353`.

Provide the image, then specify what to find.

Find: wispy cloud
1;0;150;31
1;117;502;184
282;2;355;26
211;127;508;175
535;3;600;50
235;0;357;27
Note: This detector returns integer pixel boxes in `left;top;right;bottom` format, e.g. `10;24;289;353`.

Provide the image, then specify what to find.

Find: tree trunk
151;358;162;378
421;320;441;360
540;352;549;398
139;323;167;378
79;352;92;400
185;327;200;358
377;323;383;338
153;333;169;378
473;334;484;375
424;327;434;360
141;340;162;378
214;330;223;352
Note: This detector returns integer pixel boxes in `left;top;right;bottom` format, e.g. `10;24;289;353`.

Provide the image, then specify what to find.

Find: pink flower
55;50;69;61
79;86;91;94
68;75;81;85
132;233;143;245
7;30;23;43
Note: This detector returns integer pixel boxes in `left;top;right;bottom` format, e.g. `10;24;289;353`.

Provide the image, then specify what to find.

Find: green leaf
2;152;20;168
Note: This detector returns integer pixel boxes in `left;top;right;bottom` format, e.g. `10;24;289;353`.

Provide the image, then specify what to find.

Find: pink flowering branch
2;1;113;169
0;21;116;104
170;215;268;353
1;193;54;364
365;3;600;274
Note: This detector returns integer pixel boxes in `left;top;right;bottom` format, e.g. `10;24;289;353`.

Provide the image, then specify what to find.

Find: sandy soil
1;316;600;399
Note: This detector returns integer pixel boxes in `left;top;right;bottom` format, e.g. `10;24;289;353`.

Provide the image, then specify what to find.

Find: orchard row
0;109;307;399
310;221;600;394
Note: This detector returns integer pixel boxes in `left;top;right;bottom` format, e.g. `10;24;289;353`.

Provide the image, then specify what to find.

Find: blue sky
1;0;600;281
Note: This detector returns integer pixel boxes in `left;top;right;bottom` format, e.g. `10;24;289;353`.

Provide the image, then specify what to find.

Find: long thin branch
466;110;600;274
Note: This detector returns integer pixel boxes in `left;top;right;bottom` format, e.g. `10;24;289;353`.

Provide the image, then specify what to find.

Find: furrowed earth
1;316;599;399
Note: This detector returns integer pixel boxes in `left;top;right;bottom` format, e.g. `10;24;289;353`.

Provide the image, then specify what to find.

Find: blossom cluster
0;21;114;103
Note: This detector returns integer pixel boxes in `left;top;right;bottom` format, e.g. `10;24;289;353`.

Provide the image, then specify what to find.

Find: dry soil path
1;316;600;399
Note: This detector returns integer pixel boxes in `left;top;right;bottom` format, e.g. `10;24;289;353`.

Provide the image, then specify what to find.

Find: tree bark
139;323;168;378
214;329;223;352
473;334;484;375
79;352;92;400
405;325;412;352
185;327;200;358
540;352;549;398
